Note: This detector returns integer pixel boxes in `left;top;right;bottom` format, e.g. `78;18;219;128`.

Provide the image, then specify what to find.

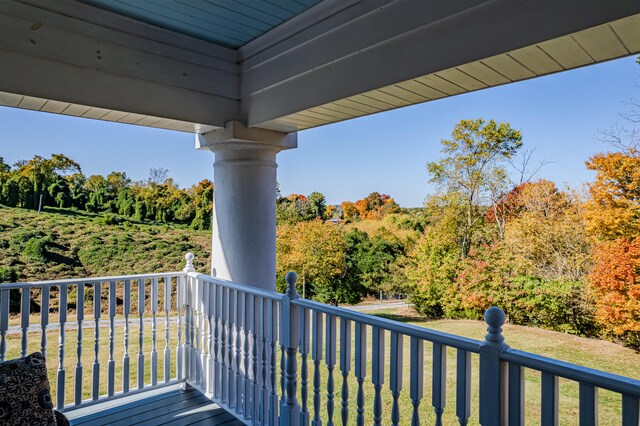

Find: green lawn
5;307;639;424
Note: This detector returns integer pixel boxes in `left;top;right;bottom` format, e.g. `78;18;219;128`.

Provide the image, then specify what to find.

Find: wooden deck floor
64;384;244;426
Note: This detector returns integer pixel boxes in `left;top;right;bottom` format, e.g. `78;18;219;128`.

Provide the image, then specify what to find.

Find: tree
190;180;213;230
426;118;523;256
16;154;81;209
307;191;326;220
590;238;640;347
504;180;591;281
276;220;353;305
341;201;358;222
148;167;169;185
343;228;406;297
584;150;640;240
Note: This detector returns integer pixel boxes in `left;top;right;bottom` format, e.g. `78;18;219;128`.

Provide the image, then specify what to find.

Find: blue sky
1;55;638;207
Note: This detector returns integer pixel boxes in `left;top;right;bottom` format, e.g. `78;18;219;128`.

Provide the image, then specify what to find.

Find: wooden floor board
65;384;243;426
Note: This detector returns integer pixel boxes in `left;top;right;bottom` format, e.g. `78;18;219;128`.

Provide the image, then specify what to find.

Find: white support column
197;121;297;291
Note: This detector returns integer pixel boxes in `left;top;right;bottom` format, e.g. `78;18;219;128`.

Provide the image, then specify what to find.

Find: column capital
196;121;297;153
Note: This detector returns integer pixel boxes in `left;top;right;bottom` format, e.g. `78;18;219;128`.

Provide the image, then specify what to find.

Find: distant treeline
0;155;213;229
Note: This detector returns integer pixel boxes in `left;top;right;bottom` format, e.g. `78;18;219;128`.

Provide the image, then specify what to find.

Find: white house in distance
1;1;640;425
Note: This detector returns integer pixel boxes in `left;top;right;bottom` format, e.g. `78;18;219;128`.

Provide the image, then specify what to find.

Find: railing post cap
285;271;299;298
484;306;505;328
184;252;195;272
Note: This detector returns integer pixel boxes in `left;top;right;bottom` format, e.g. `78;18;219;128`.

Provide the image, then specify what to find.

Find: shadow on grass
370;311;432;325
42;207;98;219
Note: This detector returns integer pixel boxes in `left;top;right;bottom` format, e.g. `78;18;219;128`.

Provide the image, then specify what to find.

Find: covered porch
1;254;639;425
1;0;640;425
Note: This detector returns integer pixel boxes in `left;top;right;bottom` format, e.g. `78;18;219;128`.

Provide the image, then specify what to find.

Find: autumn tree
584;150;640;240
427;118;522;256
504;180;591;281
276;220;357;305
341;201;358;222
590;238;640;347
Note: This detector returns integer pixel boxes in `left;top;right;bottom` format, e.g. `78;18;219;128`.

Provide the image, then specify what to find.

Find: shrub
504;277;596;336
22;237;48;262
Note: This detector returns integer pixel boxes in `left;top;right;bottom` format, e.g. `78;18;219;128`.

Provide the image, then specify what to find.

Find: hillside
0;206;212;282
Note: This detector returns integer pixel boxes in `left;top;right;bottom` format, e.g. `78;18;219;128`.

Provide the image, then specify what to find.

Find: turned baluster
372;326;385;426
107;280;116;397
164;277;172;383
299;307;311;426
311;310;323;426
20;287;29;357
123;280;131;393
0;289;9;362
390;331;403;426
92;282;101;401
57;285;68;410
74;284;84;405
137;278;146;390
354;322;367;426
280;272;301;426
339;318;351;426
410;337;424;426
40;286;50;358
326;314;337;426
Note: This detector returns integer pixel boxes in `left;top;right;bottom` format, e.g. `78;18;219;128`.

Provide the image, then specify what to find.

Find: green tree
426;118;522;256
277;220;354;305
307;191;327;220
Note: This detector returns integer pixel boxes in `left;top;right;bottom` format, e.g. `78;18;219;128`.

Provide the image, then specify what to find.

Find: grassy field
5;307;639;424
0;205;211;281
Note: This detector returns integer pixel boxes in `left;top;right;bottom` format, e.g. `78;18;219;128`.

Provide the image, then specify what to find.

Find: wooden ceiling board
81;107;111;119
572;24;630;61
458;61;511;85
17;96;47;110
396;80;446;100
0;92;23;107
416;74;464;95
348;95;394;110
538;36;594;69
611;14;640;52
482;54;536;80
308;106;355;120
436;68;487;91
40;100;71;114
319;102;369;117
332;99;382;115
508;45;564;75
378;85;429;104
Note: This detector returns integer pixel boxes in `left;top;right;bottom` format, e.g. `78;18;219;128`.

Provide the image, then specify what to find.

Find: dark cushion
0;352;57;425
54;410;69;426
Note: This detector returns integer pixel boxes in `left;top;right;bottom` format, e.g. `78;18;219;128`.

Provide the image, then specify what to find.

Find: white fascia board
0;0;240;128
240;0;640;127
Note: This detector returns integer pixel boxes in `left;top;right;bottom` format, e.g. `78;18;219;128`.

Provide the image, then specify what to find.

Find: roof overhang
1;0;639;134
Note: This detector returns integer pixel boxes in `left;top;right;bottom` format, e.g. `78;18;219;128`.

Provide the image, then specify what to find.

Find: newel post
479;307;508;426
280;272;301;426
183;253;196;382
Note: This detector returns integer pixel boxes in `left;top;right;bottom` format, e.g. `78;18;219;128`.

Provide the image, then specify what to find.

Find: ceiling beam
240;0;640;127
0;0;240;129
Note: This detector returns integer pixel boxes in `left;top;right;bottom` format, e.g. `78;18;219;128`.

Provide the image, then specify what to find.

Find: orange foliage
340;201;358;220
584;150;640;240
590;238;640;344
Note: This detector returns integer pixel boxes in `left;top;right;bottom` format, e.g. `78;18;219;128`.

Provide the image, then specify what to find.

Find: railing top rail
188;272;284;302
0;271;185;290
294;297;482;353
503;348;640;397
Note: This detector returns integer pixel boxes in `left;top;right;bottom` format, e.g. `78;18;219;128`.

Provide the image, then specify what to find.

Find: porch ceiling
81;0;323;48
0;0;639;135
